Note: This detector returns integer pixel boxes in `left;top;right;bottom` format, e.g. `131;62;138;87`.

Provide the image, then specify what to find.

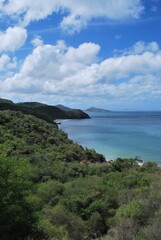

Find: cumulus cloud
1;0;144;32
1;40;161;105
99;50;161;82
60;0;144;33
0;27;27;52
31;36;44;47
115;41;160;56
1;41;100;93
0;54;10;71
0;54;17;71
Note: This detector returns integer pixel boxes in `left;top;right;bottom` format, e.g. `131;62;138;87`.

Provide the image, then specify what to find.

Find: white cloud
63;42;100;65
1;0;144;32
31;36;44;47
0;54;17;71
1;41;100;92
1;40;161;106
7;57;18;69
99;50;161;82
60;0;144;32
0;54;10;70
0;27;27;52
115;41;160;56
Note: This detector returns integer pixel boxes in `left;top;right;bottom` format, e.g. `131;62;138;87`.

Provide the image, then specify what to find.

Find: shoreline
59;113;161;165
59;120;146;164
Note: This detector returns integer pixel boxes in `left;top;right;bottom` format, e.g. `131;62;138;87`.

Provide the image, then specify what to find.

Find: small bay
60;111;161;164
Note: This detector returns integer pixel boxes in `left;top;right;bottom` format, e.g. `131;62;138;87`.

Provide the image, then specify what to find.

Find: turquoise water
60;111;161;164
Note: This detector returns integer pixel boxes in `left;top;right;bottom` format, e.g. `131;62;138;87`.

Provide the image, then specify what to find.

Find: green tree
0;155;35;239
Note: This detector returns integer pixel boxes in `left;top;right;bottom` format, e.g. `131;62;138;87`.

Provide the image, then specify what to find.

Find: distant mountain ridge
55;104;72;111
0;99;90;123
86;107;111;112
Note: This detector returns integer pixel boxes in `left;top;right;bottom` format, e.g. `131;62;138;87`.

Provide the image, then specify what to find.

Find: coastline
59;111;161;165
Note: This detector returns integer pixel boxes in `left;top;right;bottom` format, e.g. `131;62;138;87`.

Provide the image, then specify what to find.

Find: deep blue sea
60;111;161;164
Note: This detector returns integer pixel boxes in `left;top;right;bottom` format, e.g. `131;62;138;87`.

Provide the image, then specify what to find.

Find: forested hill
0;109;104;239
1;110;161;240
0;110;104;164
0;99;90;123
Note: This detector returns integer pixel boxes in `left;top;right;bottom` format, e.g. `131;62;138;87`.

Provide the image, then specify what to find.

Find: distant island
0;98;90;123
54;104;111;113
86;107;111;112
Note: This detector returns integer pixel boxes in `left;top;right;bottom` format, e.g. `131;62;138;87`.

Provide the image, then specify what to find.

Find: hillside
86;107;111;112
1;110;161;240
0;110;104;164
0;98;14;104
0;99;90;123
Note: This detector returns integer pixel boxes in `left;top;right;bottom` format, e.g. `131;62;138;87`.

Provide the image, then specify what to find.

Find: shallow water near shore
60;111;161;164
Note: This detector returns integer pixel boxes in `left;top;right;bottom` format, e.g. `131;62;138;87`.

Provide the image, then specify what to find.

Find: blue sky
0;0;161;110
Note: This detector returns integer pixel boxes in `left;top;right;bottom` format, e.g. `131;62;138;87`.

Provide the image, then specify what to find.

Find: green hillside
0;110;161;240
0;99;90;123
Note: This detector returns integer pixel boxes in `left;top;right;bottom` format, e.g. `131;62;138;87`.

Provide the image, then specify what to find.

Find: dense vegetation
0;110;161;240
0;99;90;123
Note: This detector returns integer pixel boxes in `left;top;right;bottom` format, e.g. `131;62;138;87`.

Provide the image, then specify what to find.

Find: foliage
0;110;161;240
0;155;36;239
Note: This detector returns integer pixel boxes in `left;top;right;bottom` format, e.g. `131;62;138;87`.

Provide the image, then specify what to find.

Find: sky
0;0;161;110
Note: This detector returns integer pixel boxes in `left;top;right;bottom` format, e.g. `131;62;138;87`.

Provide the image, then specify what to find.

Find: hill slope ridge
0;99;90;123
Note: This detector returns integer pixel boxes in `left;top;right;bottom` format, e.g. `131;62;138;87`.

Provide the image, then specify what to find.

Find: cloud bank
1;40;161;107
0;0;160;109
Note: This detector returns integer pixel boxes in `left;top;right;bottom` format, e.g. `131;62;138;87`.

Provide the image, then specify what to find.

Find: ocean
60;111;161;164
